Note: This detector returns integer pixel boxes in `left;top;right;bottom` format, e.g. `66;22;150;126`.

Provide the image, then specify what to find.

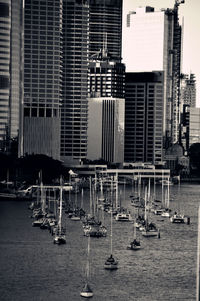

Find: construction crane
174;0;185;9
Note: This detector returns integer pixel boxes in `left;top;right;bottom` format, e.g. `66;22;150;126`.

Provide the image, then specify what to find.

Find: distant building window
24;108;30;117
0;75;9;89
39;108;44;117
46;108;51;117
31;108;37;117
0;3;9;17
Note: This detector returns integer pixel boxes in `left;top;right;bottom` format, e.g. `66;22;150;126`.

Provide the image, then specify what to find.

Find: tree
17;154;67;184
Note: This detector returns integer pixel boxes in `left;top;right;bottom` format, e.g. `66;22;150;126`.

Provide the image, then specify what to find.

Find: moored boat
115;210;132;222
170;213;186;223
80;283;93;298
104;254;118;270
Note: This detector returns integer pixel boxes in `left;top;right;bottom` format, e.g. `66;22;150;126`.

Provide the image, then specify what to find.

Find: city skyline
123;0;200;107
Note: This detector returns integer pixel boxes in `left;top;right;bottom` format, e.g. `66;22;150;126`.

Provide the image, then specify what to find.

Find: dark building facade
125;72;164;164
61;0;89;164
89;0;122;62
23;0;62;160
0;0;23;152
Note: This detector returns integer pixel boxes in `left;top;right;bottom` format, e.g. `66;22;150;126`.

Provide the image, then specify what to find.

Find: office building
87;51;125;163
180;73;196;108
123;3;183;147
23;0;62;160
125;72;164;164
61;0;89;164
89;0;122;61
0;0;22;151
189;107;200;146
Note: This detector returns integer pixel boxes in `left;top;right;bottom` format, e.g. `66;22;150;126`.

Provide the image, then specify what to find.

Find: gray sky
123;0;200;106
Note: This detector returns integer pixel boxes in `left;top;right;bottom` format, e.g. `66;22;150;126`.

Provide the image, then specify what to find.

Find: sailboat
53;180;66;244
83;177;107;237
32;172;46;227
80;236;93;298
71;182;81;221
104;205;118;270
127;221;141;250
142;186;159;237
161;180;171;217
115;178;132;222
170;180;188;224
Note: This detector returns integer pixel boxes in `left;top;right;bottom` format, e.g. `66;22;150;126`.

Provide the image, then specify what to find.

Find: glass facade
0;0;10;147
61;0;89;163
23;0;62;159
89;0;122;61
125;72;164;164
123;6;182;147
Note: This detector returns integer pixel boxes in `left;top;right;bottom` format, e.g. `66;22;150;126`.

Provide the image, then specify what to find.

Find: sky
123;0;200;106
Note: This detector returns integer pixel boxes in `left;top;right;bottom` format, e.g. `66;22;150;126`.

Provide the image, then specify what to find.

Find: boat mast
196;205;200;301
58;177;63;236
89;177;92;216
110;203;113;255
115;176;118;209
81;188;84;209
86;235;91;281
144;186;148;227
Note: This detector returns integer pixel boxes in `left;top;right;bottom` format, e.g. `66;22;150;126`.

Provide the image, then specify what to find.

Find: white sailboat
142;186;159;237
170;181;188;223
161;180;171;217
80;236;93;298
115;178;132;222
104;205;118;270
54;181;66;244
71;181;81;221
127;221;141;250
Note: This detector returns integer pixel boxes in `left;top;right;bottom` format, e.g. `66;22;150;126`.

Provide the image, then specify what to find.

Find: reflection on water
0;183;199;301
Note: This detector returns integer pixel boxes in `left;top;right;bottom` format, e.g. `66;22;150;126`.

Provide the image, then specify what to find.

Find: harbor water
0;182;199;301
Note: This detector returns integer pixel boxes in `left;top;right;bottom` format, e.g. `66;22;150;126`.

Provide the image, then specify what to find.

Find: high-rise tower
87;50;125;163
123;3;183;148
22;0;62;160
89;0;122;62
0;0;23;152
61;0;89;164
125;72;164;164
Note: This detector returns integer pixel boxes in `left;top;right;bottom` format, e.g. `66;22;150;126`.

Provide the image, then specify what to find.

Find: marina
0;181;198;300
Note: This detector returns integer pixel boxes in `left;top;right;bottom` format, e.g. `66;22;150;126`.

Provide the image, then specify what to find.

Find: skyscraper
61;0;89;164
89;0;122;61
87;51;125;163
125;72;164;164
22;0;62;160
0;0;23;151
123;3;183;148
181;73;196;108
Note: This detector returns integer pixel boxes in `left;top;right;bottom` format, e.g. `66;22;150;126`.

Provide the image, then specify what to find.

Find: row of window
24;107;59;118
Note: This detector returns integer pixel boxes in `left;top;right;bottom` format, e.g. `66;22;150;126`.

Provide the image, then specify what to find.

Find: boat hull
127;245;141;250
142;231;158;237
104;263;118;270
54;235;66;244
80;283;93;298
80;292;93;298
170;217;185;223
